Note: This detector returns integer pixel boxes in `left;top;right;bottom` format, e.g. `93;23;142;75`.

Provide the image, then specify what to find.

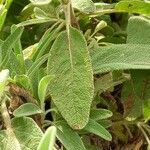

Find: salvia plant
0;0;150;149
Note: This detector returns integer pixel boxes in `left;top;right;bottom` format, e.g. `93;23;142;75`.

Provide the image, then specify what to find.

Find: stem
1;96;21;149
137;122;150;145
1;97;12;130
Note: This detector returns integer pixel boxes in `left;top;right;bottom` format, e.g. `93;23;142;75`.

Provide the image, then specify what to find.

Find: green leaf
32;22;64;61
47;27;94;129
0;26;24;69
0;8;7;31
34;7;49;19
115;0;150;15
27;54;49;77
11;117;43;150
72;0;95;13
0;117;43;150
37;126;56;150
92;44;150;74
84;119;112;141
29;0;52;5
90;109;113;121
55;121;86;150
127;16;150;44
14;75;30;90
17;18;56;27
13;103;42;117
38;75;54;108
143;99;150;121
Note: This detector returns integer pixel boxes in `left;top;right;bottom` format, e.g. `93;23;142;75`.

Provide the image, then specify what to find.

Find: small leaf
27;54;49;77
29;0;52;5
0;8;7;31
55;121;86;150
37;126;56;150
72;0;95;13
13;103;42;117
115;1;150;15
14;75;31;89
34;7;49;19
47;27;94;129
94;20;107;34
90;109;113;120
84;119;112;141
38;75;54;108
17;18;56;27
143;100;150;121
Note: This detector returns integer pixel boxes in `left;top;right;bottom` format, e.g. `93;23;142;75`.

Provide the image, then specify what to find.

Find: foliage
0;0;150;149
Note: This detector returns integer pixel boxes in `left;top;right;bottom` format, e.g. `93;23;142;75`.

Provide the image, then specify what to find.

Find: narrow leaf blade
13;103;42;117
37;126;56;150
84;119;112;141
55;121;86;150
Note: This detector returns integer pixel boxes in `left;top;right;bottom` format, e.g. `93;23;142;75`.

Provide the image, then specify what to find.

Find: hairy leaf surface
47;27;94;129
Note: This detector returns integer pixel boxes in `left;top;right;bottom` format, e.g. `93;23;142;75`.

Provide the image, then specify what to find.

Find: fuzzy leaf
13;103;42;117
0;117;43;150
47;27;94;129
92;44;150;74
55;121;86;150
72;0;95;13
38;75;54;107
115;0;150;15
29;0;52;5
84;119;112;141
0;26;24;69
37;126;56;150
127;16;150;44
90;109;113;120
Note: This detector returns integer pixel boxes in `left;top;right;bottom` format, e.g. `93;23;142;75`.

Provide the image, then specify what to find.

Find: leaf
37;126;56;150
143;99;150;121
55;121;86;150
115;0;150;15
11;117;43;150
32;22;64;61
17;18;56;27
90;109;113;121
72;0;95;13
0;117;43;150
0;26;24;69
13;103;42;117
92;44;150;74
34;7;49;19
27;54;49;77
47;27;94;129
0;8;7;31
38;75;54;108
84;119;112;141
14;75;31;90
29;0;52;5
127;16;150;44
